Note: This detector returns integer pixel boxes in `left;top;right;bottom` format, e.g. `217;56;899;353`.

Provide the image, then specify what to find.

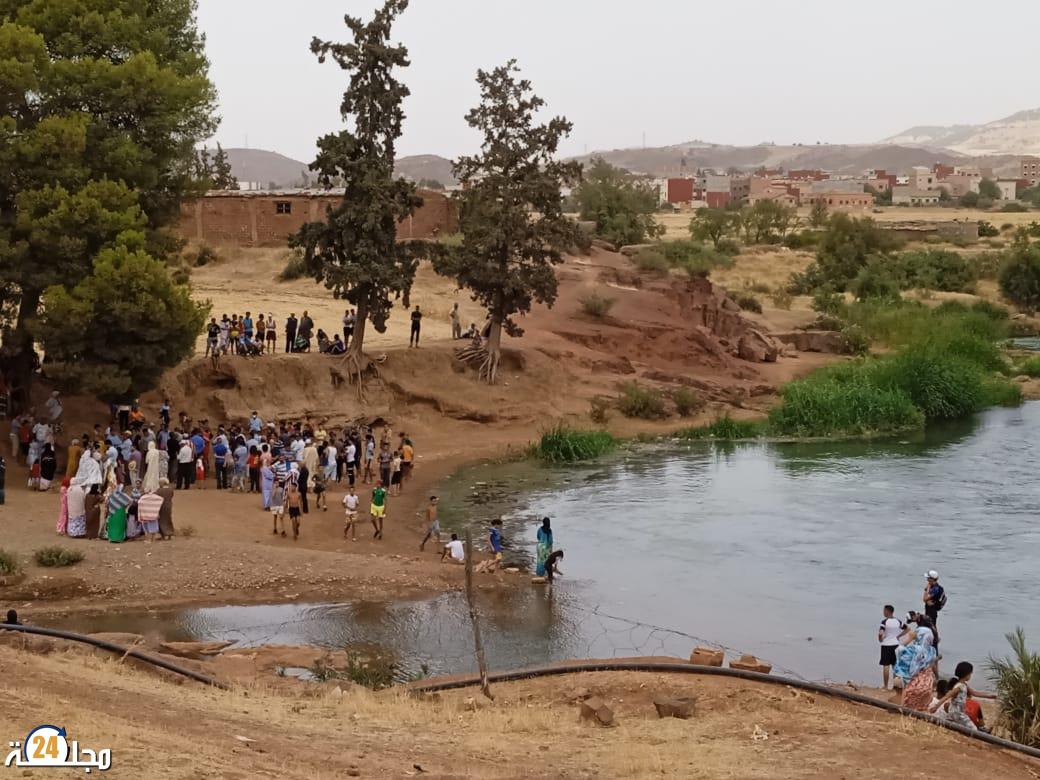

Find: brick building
177;189;457;247
1022;157;1040;187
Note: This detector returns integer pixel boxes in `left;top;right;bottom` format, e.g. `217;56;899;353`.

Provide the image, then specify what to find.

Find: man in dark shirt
409;305;422;348
299;310;314;340
285;313;298;353
923;570;945;626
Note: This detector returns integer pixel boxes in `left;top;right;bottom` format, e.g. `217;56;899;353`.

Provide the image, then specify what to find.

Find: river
50;403;1040;683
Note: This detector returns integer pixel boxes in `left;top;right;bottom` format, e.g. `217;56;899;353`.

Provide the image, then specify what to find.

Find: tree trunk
8;287;41;414
480;298;503;385
342;298;370;398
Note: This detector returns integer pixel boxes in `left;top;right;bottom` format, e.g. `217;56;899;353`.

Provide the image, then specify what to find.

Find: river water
50;404;1040;683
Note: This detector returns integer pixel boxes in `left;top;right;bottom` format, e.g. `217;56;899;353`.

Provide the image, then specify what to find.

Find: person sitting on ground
328;334;347;355
441;533;465;565
317;329;332;354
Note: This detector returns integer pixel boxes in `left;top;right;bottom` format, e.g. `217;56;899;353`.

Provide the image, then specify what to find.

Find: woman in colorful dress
893;615;938;710
66;479;87;538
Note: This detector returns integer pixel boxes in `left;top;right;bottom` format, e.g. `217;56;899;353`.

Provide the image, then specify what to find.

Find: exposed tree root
453;344;500;384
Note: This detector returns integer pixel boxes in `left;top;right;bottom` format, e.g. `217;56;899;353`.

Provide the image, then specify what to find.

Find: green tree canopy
689;207;734;248
37;244;207;401
574;157;662;247
432;60;580;383
802;213;901;292
999;240;1040;311
979;178;1001;200
0;0;216;404
291;0;423;380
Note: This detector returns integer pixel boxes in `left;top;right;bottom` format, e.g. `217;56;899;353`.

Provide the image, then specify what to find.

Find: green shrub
840;325;870;355
982;376;1024;407
1000;202;1028;213
768;368;925;437
783;230;821;250
987;628;1040;748
33;547;85;568
671;387;703;417
810;314;845;331
851;263;901;301
438;232;464;247
277;250;308;281
734;292;763;313
579;291;616;318
0;549;19;576
716;238;741;256
1017;357;1040;377
632;249;670;274
171;268;190;285
536;424;617;463
971;299;1010;322
812;288;846;316
311;651;399;690
1000;243;1040;311
659;240;735;275
978;220;1000;237
677;415;763;440
893;249;978;292
617;382;669;419
770;288;793;310
874;349;987;420
975;251;1004;279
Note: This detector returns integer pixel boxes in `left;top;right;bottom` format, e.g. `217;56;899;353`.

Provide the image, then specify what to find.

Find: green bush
311;651;400;690
770;288;793;310
812;288;846;316
982;376;1024;407
893;249;978;292
850;263;901;301
987;628;1040;748
0;549;19;576
1016;357;1040;377
632;249;670;274
579;291;616;318
536;424;617;463
678;415;763;440
715;238;741;256
970;299;1010;322
783;230;821;250
840;325;870;355
975;251;1004;279
33;547;85;568
874;349;987;420
1000;202;1028;213
617;382;669;419
734;292;763;313
978;220;1000;237
768;367;925;437
277;250;308;281
659;240;735;275
671;387;703;417
1000;243;1040;311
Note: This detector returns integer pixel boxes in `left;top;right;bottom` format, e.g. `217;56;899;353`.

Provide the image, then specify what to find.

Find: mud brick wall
177;189;458;247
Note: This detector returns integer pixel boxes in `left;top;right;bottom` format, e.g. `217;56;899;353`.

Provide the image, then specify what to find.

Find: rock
737;329;780;363
619;243;657;256
653;696;696;719
579;696;615;726
773;330;845;354
158;640;234;659
729;654;773;674
689;647;724;667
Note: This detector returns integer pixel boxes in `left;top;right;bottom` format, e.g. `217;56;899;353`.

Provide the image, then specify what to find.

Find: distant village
649;157;1040;211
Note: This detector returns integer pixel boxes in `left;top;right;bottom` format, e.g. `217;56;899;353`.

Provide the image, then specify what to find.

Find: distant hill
394;154;456;186
883;108;1040;156
216;148;456;189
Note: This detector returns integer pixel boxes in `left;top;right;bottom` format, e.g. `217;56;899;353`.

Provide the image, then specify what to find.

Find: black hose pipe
0;623;230;690
410;661;1040;761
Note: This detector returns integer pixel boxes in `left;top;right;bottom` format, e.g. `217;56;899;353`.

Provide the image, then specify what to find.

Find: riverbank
0;641;1035;779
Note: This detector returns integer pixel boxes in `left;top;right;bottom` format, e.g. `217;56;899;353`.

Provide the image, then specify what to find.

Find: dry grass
1;643;1036;780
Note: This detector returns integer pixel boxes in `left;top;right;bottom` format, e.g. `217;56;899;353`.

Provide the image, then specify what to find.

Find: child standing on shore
342;486;359;541
271;480;286;537
370;480;387;540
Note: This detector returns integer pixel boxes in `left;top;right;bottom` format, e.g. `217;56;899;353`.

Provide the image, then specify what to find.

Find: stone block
689;646;724;667
579;696;615;726
653;696;696;719
728;654;772;674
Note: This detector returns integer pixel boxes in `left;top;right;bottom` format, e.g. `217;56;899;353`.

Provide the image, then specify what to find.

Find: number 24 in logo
25;725;70;765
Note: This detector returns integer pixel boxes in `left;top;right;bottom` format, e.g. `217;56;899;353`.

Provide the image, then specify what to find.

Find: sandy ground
0;642;1035;780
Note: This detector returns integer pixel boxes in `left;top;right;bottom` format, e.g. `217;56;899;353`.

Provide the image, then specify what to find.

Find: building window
275;201;292;215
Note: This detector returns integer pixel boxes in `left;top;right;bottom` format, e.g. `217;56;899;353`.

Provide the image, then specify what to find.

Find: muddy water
49;404;1040;683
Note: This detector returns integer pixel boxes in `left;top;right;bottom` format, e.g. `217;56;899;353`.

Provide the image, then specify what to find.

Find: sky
198;0;1039;163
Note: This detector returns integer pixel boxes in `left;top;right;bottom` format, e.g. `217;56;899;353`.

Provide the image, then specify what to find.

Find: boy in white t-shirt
270;481;286;537
440;533;465;565
342;487;360;541
878;604;905;689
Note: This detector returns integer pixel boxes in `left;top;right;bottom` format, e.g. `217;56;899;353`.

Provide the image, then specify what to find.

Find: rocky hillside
884;108;1040;156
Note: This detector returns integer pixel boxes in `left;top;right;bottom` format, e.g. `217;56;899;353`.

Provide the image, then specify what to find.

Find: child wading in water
271;480;286;537
342;486;359;541
370;480;387;540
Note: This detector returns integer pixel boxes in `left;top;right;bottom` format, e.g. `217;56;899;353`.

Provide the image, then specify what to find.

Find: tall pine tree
433;61;580;383
291;0;422;389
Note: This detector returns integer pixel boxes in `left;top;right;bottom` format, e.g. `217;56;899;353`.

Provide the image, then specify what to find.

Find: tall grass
536;424;617;464
617;382;669;419
988;628;1040;747
677;416;764;440
0;549;19;576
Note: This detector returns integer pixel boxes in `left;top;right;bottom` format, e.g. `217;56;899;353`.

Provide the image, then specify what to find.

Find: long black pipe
0;623;230;690
410;661;1040;761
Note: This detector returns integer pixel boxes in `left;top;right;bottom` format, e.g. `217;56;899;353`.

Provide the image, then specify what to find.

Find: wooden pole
464;527;493;700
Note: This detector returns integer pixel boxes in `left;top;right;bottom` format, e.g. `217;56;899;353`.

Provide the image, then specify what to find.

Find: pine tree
291;0;423;389
433;61;580;383
211;143;238;190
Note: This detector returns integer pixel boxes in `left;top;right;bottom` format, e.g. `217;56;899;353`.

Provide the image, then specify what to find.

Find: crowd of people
877;570;995;730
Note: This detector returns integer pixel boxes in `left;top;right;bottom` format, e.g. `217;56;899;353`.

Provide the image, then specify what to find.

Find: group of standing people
877;570;995;730
205;310;350;358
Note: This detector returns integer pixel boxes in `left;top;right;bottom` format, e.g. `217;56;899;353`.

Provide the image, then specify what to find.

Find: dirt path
0;642;1035;779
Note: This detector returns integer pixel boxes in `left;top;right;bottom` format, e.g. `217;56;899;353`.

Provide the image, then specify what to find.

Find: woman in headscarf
56;476;72;534
141;441;161;493
66;479;87;538
75;448;103;490
156;478;175;539
124;479;143;540
37;443;57;491
260;460;274;510
893;614;939;711
535;517;554;577
106;483;131;543
65;436;84;480
84;486;102;539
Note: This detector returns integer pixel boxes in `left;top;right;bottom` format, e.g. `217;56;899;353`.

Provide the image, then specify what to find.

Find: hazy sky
198;0;1039;163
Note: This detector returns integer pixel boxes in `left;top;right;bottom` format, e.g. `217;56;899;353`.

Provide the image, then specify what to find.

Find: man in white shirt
176;439;195;490
441;533;465;565
878;604;905;689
